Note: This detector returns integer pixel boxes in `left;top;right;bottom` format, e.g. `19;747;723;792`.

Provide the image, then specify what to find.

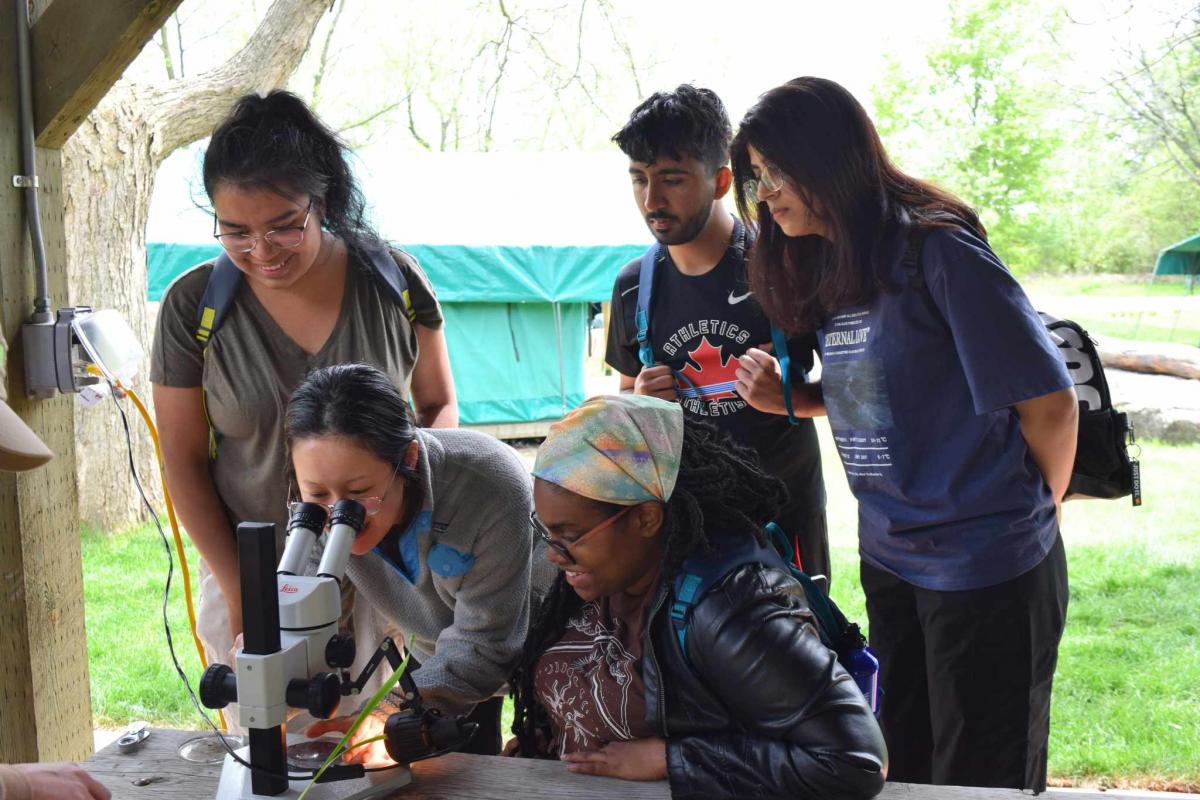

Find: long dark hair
285;364;420;490
203;90;382;260
508;418;787;757
731;76;985;335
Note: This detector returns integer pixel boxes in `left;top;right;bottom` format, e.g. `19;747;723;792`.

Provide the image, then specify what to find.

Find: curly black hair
612;84;732;173
508;416;787;757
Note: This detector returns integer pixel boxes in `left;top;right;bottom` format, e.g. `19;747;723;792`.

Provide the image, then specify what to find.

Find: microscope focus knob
199;664;237;710
286;672;342;719
325;633;356;669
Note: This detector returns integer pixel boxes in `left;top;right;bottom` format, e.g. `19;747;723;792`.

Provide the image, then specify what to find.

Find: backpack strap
364;246;414;321
901;225;949;331
770;325;799;426
634;245;660;368
194;253;243;348
671;536;784;662
195;247;415;347
194;254;243;460
191;247;413;461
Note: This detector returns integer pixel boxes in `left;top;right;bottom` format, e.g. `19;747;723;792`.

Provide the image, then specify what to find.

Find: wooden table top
84;727;1116;800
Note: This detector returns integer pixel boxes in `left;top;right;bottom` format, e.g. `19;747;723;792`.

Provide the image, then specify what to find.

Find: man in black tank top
604;85;829;581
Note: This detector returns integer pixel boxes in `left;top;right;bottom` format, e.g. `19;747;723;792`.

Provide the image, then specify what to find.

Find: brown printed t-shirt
149;250;443;540
534;587;658;756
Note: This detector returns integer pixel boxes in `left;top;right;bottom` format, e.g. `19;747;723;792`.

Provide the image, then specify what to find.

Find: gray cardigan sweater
344;428;551;715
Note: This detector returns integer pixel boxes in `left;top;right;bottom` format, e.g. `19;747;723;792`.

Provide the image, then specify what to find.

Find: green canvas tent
146;149;651;426
1154;232;1200;293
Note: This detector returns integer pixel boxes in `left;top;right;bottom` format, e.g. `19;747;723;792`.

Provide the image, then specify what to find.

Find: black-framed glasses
287;465;400;523
214;199;313;254
742;163;788;200
530;506;634;565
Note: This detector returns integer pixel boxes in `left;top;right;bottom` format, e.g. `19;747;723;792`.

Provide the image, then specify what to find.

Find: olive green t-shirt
150;250;443;540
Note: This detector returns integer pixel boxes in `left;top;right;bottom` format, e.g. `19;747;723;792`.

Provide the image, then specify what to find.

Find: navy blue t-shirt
818;225;1072;591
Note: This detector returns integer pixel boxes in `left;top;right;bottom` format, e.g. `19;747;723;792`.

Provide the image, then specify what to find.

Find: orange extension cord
105;373;228;732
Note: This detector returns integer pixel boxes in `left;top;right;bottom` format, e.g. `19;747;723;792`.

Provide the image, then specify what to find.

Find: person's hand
306;713;394;768
735;345;787;415
227;632;244;667
561;737;668;781
633;364;677;401
15;762;111;800
225;597;243;644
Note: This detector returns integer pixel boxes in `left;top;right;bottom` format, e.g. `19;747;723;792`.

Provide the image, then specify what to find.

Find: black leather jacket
642;562;887;800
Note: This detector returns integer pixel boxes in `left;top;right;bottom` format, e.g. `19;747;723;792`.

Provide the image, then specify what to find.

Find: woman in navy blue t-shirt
726;77;1078;793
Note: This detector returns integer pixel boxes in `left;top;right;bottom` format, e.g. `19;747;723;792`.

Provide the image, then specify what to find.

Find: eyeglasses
742;163;788;200
287;465;401;524
214;199;313;254
530;506;635;565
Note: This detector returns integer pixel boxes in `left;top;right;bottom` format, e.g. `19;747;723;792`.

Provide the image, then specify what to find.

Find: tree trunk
1098;337;1200;381
64;0;333;531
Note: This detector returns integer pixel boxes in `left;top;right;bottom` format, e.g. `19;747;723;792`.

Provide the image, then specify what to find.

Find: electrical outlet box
22;307;144;398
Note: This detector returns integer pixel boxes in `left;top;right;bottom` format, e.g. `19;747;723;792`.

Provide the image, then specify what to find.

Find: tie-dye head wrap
533;395;684;506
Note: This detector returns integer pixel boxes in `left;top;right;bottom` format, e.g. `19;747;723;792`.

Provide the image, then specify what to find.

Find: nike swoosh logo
728;291;753;305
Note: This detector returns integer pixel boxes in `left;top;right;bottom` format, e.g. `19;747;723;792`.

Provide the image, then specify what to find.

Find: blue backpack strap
634;245;660;368
193;253;244;460
671;536;783;662
770;325;799;426
194;253;243;348
363;246;414;321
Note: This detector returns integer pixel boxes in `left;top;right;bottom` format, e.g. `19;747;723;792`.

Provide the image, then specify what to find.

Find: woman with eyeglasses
149;91;456;715
728;77;1077;792
508;394;886;800
285;363;548;758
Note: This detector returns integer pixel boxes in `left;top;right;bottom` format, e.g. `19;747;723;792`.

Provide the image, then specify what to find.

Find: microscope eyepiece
330;499;366;532
287;502;328;535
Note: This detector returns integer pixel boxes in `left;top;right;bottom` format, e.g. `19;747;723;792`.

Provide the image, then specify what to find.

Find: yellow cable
97;369;228;732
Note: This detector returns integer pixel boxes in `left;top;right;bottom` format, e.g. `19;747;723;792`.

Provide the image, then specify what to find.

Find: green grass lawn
83;430;1200;788
1021;275;1195;299
1018;274;1200;346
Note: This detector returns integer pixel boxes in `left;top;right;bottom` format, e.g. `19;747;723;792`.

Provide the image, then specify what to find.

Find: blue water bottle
847;645;881;715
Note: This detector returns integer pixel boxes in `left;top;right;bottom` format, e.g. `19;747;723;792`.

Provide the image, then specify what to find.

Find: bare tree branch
597;0;643;98
141;0;336;161
174;12;186;77
338;96;407;135
158;26;175;81
406;92;431;150
311;0;346;106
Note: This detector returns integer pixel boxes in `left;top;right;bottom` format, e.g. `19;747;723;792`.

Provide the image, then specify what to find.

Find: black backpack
670;523;880;714
903;228;1141;506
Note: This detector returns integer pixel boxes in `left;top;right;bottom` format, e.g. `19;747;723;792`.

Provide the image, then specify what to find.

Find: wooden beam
31;0;184;148
1;1;93;763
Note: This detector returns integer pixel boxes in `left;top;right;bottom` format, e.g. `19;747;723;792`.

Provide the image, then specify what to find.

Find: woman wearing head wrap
509;395;886;800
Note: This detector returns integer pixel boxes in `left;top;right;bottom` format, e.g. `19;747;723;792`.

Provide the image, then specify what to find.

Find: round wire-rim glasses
213;199;314;254
287;465;401;523
742;163;788;201
530;505;635;565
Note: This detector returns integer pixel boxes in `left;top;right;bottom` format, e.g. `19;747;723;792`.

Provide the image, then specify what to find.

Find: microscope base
214;750;412;800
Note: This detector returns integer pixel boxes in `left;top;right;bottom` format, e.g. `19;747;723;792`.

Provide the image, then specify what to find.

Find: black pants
860;533;1068;792
461;696;504;755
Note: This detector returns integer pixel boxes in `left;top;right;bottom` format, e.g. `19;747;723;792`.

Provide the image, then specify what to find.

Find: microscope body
200;499;476;799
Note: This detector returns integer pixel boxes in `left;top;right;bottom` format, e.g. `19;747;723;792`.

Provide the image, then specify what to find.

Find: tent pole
553;302;565;415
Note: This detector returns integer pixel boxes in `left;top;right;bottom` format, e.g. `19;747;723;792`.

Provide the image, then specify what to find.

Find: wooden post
0;0;184;762
0;1;90;761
